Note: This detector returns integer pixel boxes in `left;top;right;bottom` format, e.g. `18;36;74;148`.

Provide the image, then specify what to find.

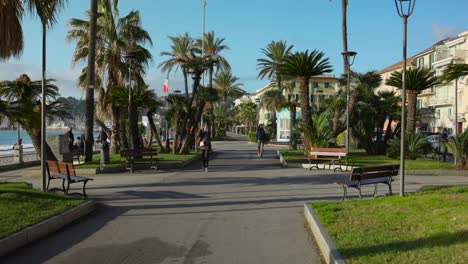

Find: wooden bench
336;164;400;200
46;160;93;198
306;148;347;171
120;148;159;172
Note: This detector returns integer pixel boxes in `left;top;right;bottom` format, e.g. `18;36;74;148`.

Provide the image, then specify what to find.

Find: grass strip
312;186;468;264
0;182;84;239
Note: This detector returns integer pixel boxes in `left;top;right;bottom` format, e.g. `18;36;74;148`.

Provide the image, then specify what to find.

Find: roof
378;58;413;74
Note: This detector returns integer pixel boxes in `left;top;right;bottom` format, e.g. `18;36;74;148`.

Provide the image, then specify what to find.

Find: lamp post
395;0;416;196
341;51;357;166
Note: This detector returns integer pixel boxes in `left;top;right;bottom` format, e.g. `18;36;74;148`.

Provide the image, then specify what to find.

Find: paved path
2;138;468;264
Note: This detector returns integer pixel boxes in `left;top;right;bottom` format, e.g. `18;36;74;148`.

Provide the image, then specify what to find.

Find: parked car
425;134;453;154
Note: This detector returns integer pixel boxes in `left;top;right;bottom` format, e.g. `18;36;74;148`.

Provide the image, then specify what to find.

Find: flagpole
201;0;207;127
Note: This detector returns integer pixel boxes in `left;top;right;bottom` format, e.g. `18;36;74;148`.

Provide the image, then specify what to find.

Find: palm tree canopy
195;31;231;72
261;89;286;112
386;67;440;93
257;40;293;80
159;33;194;74
0;0;67;59
441;63;468;83
278;50;333;79
213;71;245;100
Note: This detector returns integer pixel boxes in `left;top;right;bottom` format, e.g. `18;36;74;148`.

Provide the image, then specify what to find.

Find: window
313;82;319;88
418;57;425;69
324;82;330;88
436;109;440;119
417;99;422;109
291;81;296;88
295;94;299;102
429;54;434;69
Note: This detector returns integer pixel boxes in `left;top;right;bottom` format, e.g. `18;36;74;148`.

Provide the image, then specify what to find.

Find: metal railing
435;49;467;62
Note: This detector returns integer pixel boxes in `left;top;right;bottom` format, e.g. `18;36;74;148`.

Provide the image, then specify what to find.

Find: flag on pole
162;74;169;94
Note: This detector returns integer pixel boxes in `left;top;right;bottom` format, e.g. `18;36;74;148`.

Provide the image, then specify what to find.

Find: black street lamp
395;0;416;196
341;51;357;166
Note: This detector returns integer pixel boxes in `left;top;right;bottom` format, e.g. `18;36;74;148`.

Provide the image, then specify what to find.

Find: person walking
256;124;266;158
198;123;211;172
66;127;74;153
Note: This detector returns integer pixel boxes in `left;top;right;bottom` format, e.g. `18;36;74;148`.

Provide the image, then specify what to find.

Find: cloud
432;23;464;42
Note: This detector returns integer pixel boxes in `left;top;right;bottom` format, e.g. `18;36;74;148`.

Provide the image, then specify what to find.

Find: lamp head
394;0;416;18
341;51;358;66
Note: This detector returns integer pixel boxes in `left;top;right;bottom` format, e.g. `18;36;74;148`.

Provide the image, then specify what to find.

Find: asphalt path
2;139;325;264
3;135;467;264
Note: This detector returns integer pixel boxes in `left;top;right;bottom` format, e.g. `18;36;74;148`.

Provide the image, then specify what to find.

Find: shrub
447;129;468;169
387;133;432;160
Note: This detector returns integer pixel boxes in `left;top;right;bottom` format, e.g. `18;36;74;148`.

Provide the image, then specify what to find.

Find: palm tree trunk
130;109;140;148
290;104;297;149
406;90;418;135
95;117;111;135
110;107;121;154
183;69;189;98
84;0;98;162
299;77;313;149
147;113;164;150
28;127;57;161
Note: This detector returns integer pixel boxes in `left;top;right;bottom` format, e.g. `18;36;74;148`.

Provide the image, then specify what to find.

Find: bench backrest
310;148;346;157
120;148;157;157
46;160;72;179
350;164;400;182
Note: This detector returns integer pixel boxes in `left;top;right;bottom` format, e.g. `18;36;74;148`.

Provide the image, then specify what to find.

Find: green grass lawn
0;182;84;239
312;186;468;264
279;149;456;170
74;150;198;169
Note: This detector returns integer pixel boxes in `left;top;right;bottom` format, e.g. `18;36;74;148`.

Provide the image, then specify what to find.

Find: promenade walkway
2;136;468;263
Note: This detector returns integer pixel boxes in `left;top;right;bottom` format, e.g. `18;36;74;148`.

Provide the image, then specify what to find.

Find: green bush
387;133;432;160
248;132;271;144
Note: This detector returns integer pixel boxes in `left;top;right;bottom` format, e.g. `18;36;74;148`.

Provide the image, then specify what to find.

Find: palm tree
0;0;67;60
0;74;69;159
159;33;195;98
196;31;231;89
236;102;257;133
257;41;293;92
67;1;153;153
111;84;159;149
166;94;188;154
213;102;233;138
278;50;333;148
261;89;286;138
386;67;439;134
213;71;245;102
441;63;468;82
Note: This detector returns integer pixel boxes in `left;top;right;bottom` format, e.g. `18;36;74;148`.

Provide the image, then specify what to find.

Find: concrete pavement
2;137;468;264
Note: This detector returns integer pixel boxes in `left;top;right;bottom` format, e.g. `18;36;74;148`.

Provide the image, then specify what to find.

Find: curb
0;200;96;257
304;203;345;264
0;160;41;173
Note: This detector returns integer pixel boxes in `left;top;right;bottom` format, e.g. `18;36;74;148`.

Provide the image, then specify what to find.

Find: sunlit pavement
2;135;467;264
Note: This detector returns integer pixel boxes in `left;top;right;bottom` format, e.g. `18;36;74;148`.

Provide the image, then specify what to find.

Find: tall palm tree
0;74;69;159
159;33;195;98
441;63;468;82
278;50;333;148
261;89;286;138
257;40;293;92
0;0;67;60
213;71;245;102
236;102;257;133
166;94;188;154
386;67;439;134
67;1;153;153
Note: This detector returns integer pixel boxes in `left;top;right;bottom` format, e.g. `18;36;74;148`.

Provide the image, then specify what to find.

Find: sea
0;130;99;154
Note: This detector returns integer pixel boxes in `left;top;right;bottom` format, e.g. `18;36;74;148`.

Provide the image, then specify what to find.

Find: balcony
418;107;435;117
434;50;467;65
428;97;454;106
419;89;435;96
448;113;466;122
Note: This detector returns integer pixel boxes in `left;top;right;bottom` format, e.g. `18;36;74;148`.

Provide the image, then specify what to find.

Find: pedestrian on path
198;123;211;172
256;124;265;158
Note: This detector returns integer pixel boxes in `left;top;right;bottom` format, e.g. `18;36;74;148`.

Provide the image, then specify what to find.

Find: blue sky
1;0;468;98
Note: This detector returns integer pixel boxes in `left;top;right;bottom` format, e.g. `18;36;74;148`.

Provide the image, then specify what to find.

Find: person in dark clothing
66;127;74;152
79;134;85;155
256;124;266;158
198;123;211;172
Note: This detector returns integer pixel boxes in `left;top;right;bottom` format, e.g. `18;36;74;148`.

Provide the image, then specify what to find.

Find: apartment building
377;31;468;134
